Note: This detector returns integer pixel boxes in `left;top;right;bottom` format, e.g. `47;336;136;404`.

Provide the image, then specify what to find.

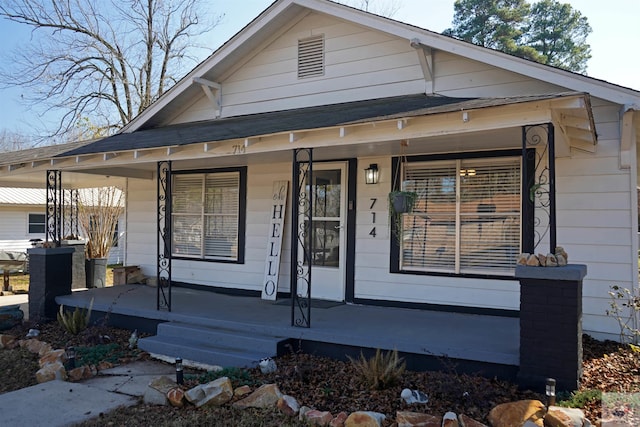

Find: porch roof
59;92;588;158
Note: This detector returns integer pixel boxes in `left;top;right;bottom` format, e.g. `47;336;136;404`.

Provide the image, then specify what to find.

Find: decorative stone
443;412;459;427
345;411;386;427
0;334;16;349
39;349;66;368
517;253;529;265
259;357;277;374
234;385;252;396
546;253;558;267
67;365;95;382
233;383;282;409
21;339;51;355
526;254;540;266
330;412;349;427
396;411;442;427
26;329;40;338
97;360;114;371
537;254;547;267
144;376;177;406
401;388;428;404
189;377;233;407
544;406;590;427
299;406;314;421
277;394;300;416
555;246;568;261
35;361;67;383
304;410;334;426
458;414;488;427
167;387;185;408
488;400;545;427
556;254;567;267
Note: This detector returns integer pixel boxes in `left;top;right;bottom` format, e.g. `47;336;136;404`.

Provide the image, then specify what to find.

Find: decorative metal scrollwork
522;123;556;255
45;170;62;246
62;189;79;239
291;148;313;328
157;161;172;311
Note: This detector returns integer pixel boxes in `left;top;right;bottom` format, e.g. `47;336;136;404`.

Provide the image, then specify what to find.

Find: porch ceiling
0;91;595;186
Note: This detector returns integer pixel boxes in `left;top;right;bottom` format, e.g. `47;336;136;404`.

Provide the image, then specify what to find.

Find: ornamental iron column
522;123;557;255
291;148;313;328
157;161;172;311
46;170;62;247
62;189;79;239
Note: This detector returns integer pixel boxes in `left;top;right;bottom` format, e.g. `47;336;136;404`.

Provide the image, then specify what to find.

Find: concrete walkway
0;360;176;427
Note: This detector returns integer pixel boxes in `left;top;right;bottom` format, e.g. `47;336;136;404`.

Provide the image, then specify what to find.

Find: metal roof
0;187;46;205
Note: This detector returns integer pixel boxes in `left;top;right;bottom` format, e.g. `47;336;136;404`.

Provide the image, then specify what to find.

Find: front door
301;162;347;301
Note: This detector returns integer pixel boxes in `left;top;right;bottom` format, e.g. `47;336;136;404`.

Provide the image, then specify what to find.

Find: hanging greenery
389;140;418;246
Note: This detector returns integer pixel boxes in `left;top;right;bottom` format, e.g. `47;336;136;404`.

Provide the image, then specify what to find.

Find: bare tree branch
0;0;222;140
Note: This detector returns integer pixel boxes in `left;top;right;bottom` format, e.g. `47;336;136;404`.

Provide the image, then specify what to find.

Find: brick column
28;247;74;320
516;264;586;392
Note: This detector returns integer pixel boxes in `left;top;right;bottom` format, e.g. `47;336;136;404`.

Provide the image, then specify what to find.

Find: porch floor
56;285;519;372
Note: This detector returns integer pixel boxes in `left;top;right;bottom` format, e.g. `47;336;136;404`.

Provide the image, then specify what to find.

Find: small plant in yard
606;285;640;344
557;389;602;409
76;343;122;366
348;348;406;390
191;366;257;387
57;298;94;335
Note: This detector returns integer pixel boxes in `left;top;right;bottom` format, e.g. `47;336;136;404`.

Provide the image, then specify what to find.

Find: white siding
171;13;426;124
0;206;45;252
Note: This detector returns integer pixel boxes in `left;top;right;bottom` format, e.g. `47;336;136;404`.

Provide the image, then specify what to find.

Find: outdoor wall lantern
545;377;556;407
365;163;379;184
175;357;184;385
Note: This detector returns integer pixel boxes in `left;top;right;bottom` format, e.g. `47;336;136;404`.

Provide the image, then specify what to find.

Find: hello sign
261;180;289;301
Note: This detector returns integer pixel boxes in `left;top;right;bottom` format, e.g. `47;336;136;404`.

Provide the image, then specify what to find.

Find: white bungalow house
0;0;638;344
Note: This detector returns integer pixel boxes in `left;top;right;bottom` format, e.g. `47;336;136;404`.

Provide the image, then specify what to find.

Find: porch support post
291;148;313;328
45;170;62;247
63;189;79;239
157;160;172;311
516;264;586;391
521;123;557;254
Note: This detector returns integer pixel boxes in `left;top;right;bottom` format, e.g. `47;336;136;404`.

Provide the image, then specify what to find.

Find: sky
0;0;638;136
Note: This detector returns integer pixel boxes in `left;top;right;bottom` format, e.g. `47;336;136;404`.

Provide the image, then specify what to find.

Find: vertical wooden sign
262;180;289;300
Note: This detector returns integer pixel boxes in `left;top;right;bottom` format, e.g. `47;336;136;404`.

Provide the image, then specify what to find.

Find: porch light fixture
545;378;556;407
175;357;184;385
365;163;379;184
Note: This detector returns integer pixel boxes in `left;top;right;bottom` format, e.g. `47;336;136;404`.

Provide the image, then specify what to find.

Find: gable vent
298;35;325;78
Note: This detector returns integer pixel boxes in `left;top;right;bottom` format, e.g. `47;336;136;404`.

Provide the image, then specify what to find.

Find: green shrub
192;367;256;387
76;343;121;366
557;389;602;408
57;298;93;335
348;348;406;390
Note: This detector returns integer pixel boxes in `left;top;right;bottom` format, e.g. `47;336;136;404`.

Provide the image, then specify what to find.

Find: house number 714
369;198;377;237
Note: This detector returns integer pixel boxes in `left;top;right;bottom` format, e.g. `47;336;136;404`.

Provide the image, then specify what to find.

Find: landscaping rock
304;409;334;426
488;400;545;427
38;349;66;368
299;405;314;421
234;385;251;396
396;411;442;427
185;377;233;407
167;387;185;408
97;360;114;371
277;394;300;416
401;388;429;404
544;406;591;427
233;383;282;409
345;411;386;426
0;334;16;348
20;339;51;355
144;376;178;406
330;411;349;427
67;365;95;382
526;254;540;266
458;414;488;427
443;411;459;427
546;254;558;267
36;361;67;383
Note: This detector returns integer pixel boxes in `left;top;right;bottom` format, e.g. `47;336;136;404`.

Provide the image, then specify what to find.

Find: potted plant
388;190;418;214
78;186;124;288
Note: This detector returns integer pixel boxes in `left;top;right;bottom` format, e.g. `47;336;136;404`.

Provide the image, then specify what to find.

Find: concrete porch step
138;321;286;368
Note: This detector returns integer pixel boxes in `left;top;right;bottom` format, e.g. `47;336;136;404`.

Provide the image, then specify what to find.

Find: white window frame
27;212;46;235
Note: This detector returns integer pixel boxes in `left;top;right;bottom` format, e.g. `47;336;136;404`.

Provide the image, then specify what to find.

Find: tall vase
85;258;108;288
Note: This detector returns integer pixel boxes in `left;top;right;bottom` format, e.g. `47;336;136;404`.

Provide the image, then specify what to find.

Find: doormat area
273;298;344;309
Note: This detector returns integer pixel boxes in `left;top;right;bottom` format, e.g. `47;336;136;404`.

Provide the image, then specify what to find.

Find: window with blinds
172;171;241;261
401;156;521;275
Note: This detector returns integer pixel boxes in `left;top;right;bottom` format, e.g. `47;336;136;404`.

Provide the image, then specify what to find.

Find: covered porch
56;284;520;379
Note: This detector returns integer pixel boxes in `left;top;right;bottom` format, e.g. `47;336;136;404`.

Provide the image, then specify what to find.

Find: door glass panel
311;220;340;267
312;170;341;218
